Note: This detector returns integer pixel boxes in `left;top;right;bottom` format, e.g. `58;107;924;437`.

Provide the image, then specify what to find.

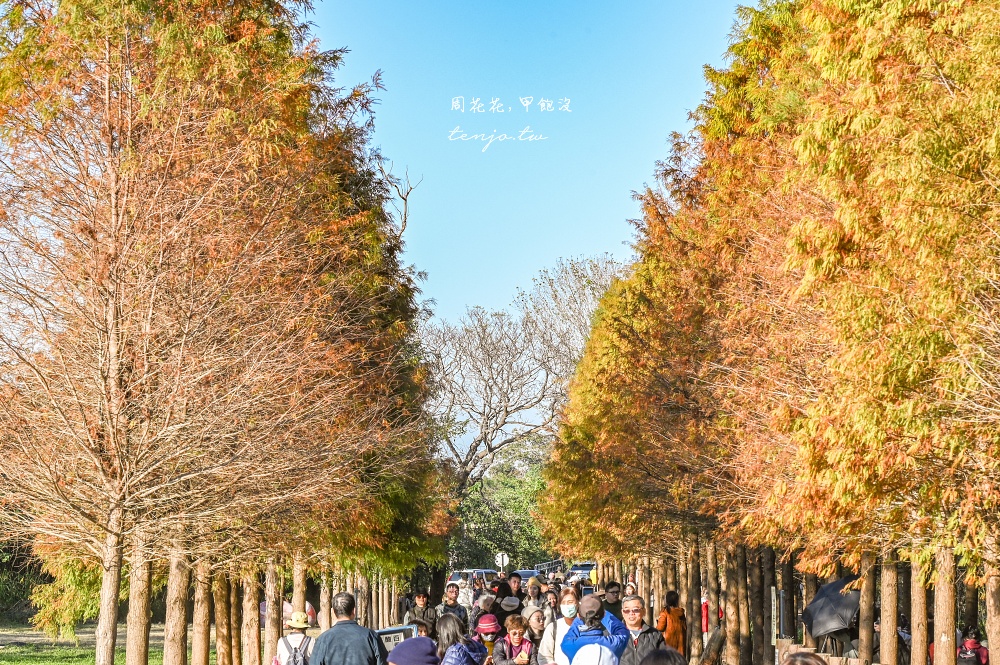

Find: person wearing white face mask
539;588;579;665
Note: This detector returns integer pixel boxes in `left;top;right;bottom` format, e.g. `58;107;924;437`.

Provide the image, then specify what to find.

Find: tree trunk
392;578;400;625
95;525;125;665
962;570;978;636
372;575;381;630
762;547;775;665
680;547;691;636
704;627;727;665
242;571;262;665
163;552;191;665
430;565;446;607
804;574;818;648
126;540;153;665
640;557;652;626
748;547;765;665
230;579;242;665
690;539;704;662
358;572;372;628
985;539;1000;665
933;548;956;665
780;553;794;639
708;542;721;633
264;558;283;665
214;571;233;665
738;545;751;665
859;553;876;665
668;558;679;592
383;577;392;628
652;563;663;626
724;544;741;665
882;552;899;665
912;553;929;665
293;556;307;614
320;570;332;631
900;562;912;621
192;560;212;665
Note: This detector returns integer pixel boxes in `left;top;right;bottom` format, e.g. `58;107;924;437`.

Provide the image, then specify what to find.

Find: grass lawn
0;646;166;664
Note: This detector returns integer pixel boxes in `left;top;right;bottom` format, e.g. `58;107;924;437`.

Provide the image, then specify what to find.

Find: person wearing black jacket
621;595;667;665
312;593;389;665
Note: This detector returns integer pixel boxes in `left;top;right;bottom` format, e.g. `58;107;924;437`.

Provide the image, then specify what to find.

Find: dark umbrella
801;575;861;639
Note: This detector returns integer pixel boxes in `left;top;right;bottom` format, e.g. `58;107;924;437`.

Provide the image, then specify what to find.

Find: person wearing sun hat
277;611;315;663
389;636;441;665
524;580;545;613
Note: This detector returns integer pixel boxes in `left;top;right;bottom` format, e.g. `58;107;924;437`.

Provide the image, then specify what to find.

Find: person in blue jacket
561;595;629;663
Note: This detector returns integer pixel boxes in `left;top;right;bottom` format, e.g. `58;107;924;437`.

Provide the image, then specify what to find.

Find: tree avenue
0;1;444;664
541;2;1000;665
8;1;1000;665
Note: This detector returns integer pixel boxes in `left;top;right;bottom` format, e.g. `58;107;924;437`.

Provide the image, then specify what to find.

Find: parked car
512;569;540;581
448;568;499;583
567;562;597;583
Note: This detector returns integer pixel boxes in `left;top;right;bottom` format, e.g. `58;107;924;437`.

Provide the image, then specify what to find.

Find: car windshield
451;570;499;582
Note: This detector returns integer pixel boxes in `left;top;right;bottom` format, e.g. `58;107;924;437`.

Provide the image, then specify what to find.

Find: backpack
282;635;311;665
957;647;978;665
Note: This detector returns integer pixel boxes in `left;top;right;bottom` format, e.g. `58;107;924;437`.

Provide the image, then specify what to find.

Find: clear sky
312;0;744;321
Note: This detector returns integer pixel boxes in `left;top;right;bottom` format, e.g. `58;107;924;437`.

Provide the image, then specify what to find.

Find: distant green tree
449;459;553;572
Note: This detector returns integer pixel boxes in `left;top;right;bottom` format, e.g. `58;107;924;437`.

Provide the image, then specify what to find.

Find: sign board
377;625;416;652
495;552;509;568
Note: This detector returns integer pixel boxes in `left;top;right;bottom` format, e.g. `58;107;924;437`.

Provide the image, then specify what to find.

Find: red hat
475;614;501;634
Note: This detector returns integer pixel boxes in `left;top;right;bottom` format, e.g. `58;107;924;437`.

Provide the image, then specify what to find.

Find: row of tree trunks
103;542;999;665
146;556;421;665
689;543;994;665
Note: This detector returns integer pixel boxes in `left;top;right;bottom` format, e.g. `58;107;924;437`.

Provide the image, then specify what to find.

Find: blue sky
313;0;744;321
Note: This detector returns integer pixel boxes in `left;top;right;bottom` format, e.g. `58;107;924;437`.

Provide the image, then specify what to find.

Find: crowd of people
272;569;995;665
270;571;697;665
391;572;691;665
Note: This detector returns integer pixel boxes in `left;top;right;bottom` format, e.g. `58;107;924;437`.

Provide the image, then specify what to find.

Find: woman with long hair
439;614;489;665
